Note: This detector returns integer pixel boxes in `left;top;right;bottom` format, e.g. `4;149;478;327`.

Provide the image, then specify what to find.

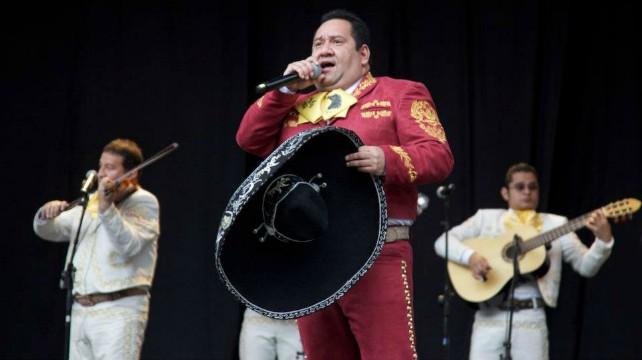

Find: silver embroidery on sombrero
215;127;388;319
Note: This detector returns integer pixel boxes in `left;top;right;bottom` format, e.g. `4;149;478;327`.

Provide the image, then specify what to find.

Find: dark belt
74;287;148;307
497;297;545;311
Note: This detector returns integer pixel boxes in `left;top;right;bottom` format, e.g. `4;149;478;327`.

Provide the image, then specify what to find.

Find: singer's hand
40;200;69;219
98;177;117;213
345;146;386;176
283;57;320;92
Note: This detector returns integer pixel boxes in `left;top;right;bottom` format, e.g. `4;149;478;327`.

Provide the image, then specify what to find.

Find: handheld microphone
436;183;455;199
80;170;98;194
255;63;322;94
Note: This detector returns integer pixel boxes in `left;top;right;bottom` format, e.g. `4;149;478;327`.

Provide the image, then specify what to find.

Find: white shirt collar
345;78;361;94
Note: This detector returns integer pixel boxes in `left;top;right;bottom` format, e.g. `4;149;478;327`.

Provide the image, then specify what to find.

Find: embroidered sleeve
237;90;301;158
99;192;160;258
381;81;454;185
410;100;447;143
390;146;418;183
33;206;77;243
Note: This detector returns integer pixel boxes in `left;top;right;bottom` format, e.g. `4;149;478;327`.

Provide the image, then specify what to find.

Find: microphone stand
500;234;522;360
60;191;90;360
437;189;453;360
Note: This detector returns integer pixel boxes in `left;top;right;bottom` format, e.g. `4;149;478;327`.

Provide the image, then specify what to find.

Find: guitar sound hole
502;244;523;262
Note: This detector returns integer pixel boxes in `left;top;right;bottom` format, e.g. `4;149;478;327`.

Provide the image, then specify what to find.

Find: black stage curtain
2;1;640;359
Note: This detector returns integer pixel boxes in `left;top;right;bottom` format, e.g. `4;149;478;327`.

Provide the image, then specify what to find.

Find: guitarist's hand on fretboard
468;252;492;281
586;210;613;242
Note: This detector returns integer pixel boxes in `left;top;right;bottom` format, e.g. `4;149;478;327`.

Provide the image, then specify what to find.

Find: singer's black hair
504;162;538;187
103;138;144;172
320;9;371;50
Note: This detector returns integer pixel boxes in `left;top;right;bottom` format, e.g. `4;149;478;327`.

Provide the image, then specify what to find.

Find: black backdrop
2;1;641;359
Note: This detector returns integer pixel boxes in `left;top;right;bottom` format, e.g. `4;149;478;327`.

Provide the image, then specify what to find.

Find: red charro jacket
237;73;454;221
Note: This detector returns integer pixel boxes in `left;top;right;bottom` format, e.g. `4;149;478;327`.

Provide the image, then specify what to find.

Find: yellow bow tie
295;88;357;125
503;210;543;233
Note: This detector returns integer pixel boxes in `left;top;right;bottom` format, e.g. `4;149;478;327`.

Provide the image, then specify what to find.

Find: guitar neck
519;212;592;253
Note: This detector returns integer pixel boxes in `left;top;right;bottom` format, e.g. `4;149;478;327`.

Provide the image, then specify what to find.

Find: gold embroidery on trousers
410;100;447;143
390;146;418;183
401;260;418;359
73;306;147;359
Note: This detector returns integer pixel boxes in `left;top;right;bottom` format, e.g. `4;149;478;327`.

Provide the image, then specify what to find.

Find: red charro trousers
298;240;418;360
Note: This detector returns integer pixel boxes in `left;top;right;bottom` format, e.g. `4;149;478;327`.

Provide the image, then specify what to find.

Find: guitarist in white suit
434;162;613;360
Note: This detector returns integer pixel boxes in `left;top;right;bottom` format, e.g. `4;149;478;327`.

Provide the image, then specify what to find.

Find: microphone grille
311;63;321;79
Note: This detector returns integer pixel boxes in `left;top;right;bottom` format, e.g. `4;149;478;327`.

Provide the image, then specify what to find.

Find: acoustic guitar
447;198;640;303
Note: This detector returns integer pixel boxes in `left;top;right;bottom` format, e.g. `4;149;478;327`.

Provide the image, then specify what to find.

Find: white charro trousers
470;307;548;360
70;295;149;360
239;308;305;360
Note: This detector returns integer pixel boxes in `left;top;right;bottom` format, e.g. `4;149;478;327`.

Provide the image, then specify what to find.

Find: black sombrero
215;127;387;319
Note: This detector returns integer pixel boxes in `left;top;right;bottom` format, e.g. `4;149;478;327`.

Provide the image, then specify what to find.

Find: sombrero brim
215;127;387;319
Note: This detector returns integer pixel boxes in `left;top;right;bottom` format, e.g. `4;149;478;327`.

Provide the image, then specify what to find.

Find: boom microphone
80;170;98;194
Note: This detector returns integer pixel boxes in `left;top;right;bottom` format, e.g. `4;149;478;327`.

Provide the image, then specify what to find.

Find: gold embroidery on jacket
390;146;417;183
410;100;447;143
361;110;392;119
109;251;130;268
361;100;391;109
353;72;377;97
361;100;392;119
256;96;264;108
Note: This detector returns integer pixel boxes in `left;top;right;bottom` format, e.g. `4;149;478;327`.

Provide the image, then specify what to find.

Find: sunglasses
509;182;539;192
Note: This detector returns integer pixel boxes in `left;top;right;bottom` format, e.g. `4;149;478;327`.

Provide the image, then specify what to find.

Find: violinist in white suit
34;139;160;360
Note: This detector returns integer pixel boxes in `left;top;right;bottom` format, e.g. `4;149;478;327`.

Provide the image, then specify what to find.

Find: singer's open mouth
320;60;335;72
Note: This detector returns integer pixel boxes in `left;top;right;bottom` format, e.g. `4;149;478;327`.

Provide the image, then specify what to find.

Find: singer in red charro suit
236;9;454;360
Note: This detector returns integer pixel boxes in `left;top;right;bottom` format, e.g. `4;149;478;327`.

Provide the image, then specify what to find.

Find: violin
65;143;179;211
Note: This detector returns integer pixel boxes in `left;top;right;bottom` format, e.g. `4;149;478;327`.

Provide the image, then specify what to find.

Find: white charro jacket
434;209;613;307
33;188;160;295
